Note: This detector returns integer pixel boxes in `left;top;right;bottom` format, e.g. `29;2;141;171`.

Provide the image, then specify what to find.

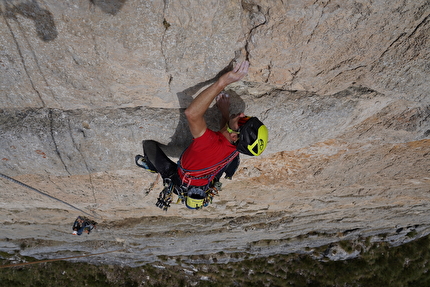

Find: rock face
0;0;429;266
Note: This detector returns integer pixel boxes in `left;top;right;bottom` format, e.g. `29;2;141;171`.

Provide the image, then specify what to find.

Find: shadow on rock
2;0;58;41
161;61;247;158
89;0;127;16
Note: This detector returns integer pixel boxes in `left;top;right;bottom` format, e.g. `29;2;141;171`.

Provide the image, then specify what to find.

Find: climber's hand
219;61;249;86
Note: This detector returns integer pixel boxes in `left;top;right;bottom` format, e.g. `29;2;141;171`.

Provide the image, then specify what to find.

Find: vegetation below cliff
1;232;429;286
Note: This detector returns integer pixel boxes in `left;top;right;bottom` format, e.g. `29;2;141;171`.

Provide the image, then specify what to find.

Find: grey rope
0;172;101;219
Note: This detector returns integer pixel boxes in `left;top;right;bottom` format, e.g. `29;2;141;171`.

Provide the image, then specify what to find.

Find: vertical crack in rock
161;0;172;92
1;6;46;107
306;0;334;45
265;61;273;83
376;32;407;65
242;1;268;60
67;118;97;204
304;0;332;78
306;7;322;45
408;4;430;38
407;12;430;40
2;2;60;107
374;13;429;71
48;109;71;176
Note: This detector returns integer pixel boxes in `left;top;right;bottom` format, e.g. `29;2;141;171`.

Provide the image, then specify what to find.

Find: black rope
0;172;101;219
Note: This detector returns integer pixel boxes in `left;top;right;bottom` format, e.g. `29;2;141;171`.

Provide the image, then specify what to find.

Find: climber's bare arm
185;61;249;138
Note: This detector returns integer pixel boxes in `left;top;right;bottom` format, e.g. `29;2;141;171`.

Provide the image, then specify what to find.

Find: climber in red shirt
136;61;268;210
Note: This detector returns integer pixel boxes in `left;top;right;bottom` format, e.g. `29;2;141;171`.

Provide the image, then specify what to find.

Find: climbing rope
0;172;101;219
145;173;160;195
0;248;126;269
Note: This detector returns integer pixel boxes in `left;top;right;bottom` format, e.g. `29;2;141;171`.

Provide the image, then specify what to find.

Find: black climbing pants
142;140;182;186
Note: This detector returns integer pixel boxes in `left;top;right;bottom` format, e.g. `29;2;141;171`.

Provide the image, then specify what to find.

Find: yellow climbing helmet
236;117;268;156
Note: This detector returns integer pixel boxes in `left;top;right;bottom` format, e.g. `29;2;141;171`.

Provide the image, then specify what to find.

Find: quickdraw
202;181;222;208
155;178;175;211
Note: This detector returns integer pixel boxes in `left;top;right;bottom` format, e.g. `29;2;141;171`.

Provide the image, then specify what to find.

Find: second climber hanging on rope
135;60;268;210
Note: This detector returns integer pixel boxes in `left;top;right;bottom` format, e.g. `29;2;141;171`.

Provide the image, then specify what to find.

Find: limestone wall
1;0;428;177
0;1;429;264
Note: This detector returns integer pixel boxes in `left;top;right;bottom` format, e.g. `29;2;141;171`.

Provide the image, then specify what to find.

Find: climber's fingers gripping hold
220;61;249;86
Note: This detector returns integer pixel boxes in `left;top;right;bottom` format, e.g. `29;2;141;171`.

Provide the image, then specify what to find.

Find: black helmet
236;117;268;156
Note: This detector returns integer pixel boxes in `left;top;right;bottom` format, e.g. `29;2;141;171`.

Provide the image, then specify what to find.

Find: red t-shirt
178;129;237;186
